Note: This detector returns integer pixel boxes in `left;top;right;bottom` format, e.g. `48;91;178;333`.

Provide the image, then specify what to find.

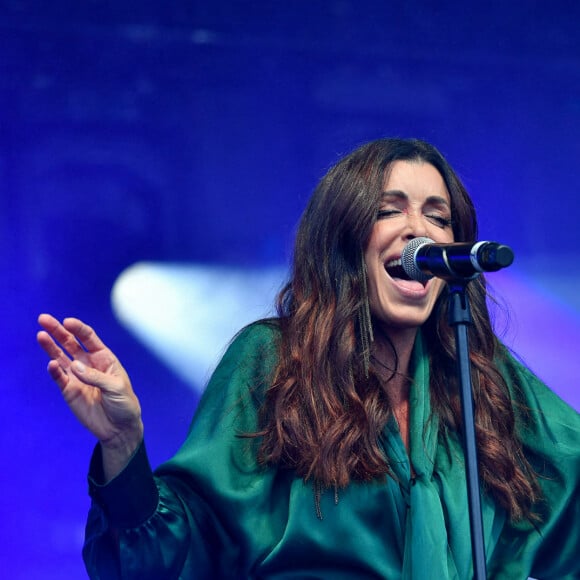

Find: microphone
401;237;514;282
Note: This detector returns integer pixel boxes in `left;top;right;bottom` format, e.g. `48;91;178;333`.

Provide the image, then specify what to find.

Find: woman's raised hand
37;314;144;479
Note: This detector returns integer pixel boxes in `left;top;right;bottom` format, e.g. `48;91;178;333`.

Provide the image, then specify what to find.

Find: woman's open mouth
385;258;412;281
384;257;428;293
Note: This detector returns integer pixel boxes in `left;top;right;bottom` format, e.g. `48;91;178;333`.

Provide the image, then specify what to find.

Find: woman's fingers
39;314;130;395
45;357;71;391
62;317;107;354
37;329;73;373
37;313;87;360
38;314;118;375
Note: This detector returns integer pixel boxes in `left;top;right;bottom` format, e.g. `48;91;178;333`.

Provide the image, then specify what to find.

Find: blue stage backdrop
1;2;579;578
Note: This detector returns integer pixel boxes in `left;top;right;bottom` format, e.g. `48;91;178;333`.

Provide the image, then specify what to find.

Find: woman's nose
404;212;428;239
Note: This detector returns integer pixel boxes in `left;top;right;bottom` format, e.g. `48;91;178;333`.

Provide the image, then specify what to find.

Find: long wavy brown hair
254;138;541;522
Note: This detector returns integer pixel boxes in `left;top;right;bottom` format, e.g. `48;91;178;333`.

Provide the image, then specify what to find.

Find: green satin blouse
84;322;580;579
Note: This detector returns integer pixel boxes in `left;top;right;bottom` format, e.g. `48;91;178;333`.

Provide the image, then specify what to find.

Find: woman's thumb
71;360;109;390
72;360;87;375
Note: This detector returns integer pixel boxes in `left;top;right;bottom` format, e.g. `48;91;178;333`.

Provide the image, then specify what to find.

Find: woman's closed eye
377;209;402;219
377;208;452;229
426;214;453;228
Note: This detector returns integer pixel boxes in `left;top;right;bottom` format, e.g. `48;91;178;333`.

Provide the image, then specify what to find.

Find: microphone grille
401;237;434;282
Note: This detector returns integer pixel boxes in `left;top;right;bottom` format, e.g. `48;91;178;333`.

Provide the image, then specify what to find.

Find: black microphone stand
447;280;487;580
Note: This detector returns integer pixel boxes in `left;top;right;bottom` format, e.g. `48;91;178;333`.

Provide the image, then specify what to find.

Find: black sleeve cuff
88;440;159;529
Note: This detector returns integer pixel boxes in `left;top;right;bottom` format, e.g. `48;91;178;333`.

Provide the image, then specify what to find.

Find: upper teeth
386;258;402;268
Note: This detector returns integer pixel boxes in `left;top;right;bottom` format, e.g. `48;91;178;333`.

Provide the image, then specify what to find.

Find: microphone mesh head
401;237;434;282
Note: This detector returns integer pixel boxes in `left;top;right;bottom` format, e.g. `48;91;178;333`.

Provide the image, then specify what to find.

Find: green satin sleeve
83;320;282;579
487;351;580;579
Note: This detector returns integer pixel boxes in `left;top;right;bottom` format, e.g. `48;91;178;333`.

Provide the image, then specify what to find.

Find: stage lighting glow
482;270;580;408
111;262;285;391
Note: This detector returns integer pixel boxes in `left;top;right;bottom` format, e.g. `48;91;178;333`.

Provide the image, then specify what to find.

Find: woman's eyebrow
381;190;407;201
424;195;451;208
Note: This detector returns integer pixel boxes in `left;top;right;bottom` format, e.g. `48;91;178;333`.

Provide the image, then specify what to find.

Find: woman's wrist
100;423;144;482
